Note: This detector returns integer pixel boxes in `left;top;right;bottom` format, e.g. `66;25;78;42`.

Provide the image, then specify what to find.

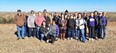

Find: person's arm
27;16;29;27
81;19;86;26
95;17;98;26
14;15;17;24
40;27;45;34
74;19;77;29
64;20;67;26
105;17;107;27
58;19;61;26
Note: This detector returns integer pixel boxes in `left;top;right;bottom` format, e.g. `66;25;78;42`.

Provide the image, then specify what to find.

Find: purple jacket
102;16;107;26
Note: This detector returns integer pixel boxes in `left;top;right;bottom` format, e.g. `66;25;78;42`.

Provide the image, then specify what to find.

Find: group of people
14;9;107;44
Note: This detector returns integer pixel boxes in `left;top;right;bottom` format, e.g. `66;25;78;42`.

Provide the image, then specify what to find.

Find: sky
0;0;116;12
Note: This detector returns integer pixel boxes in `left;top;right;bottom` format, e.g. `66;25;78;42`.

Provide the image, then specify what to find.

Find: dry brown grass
0;22;116;53
0;12;116;23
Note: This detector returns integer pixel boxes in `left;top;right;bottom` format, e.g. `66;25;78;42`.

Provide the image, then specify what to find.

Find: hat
17;9;21;12
30;10;34;13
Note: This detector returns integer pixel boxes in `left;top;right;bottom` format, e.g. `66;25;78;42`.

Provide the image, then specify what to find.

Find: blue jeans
75;29;80;39
100;27;107;39
49;32;56;37
40;34;45;40
17;26;25;38
76;29;86;42
103;28;107;39
80;29;86;42
68;29;75;39
36;26;40;39
28;28;36;37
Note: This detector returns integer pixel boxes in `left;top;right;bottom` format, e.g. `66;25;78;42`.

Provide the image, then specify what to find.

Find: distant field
0;12;116;23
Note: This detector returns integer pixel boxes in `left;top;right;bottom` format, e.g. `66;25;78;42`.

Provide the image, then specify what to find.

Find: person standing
27;10;36;37
97;12;103;39
88;12;96;41
14;9;26;40
52;13;60;25
94;11;99;39
44;13;52;27
67;14;75;40
35;11;45;39
101;12;107;39
58;14;67;40
75;13;86;43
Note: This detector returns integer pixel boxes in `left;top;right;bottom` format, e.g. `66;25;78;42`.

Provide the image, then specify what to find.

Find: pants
95;27;98;38
89;26;95;38
36;26;40;39
24;24;28;36
40;34;45;40
76;29;86;42
28;28;36;37
47;32;56;43
17;26;25;38
68;29;75;39
75;29;80;39
103;27;107;39
100;26;107;39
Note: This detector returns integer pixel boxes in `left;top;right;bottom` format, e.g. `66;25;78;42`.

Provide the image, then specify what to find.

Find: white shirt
75;18;86;29
27;15;36;28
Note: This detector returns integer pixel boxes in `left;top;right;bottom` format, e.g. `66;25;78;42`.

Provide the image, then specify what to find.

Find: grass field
0;22;116;53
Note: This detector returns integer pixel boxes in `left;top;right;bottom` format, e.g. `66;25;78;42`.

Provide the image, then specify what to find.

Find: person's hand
78;24;81;26
62;24;64;26
47;27;50;30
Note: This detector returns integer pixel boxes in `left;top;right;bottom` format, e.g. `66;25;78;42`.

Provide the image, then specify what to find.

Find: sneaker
91;38;94;41
75;37;78;40
95;37;98;40
67;38;70;40
46;40;49;43
89;38;91;41
22;38;25;39
70;38;73;40
17;38;20;40
41;40;44;42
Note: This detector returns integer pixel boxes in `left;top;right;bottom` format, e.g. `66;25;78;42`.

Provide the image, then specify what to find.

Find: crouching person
14;9;26;40
40;21;49;42
46;20;59;44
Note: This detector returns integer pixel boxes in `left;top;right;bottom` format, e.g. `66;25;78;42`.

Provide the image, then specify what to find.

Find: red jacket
35;15;45;26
